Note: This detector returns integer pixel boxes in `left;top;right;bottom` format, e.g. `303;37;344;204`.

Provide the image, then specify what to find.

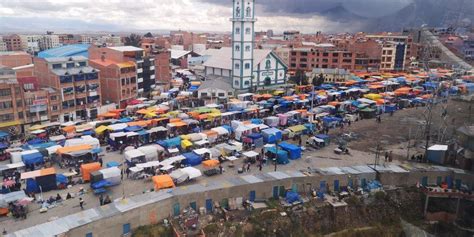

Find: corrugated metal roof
38;44;90;59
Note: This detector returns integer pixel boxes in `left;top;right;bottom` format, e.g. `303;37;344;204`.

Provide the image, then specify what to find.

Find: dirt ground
330;99;473;158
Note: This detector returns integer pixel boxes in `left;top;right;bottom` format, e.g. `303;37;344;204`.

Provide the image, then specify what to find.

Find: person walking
126;167;130;179
219;164;223;174
259;163;263;171
99;194;104;206
98;157;103;167
79;197;84;210
384;151;389;162
246;162;251;172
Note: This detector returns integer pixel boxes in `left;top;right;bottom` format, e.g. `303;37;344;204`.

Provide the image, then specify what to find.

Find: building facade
0;66;25;138
380;42;407;71
2;34;23;51
34;56;101;122
289;47;355;73
231;0;256;90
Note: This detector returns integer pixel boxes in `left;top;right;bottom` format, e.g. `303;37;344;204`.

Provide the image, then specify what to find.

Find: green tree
312;73;325;87
290;69;308;85
124;33;141;47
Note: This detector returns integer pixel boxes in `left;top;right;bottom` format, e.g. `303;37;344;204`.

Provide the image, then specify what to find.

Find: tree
312;73;325;87
143;32;153;38
124;33;141;47
290;69;308;85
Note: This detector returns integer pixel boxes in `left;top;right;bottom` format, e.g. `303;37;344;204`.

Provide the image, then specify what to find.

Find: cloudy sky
0;0;472;34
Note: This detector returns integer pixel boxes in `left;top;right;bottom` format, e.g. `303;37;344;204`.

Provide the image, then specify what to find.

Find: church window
235;27;240;34
244;80;250;85
245;63;250;69
236;6;240;17
234;63;240;69
246;7;251;17
265;60;271;69
245;28;251;34
245;45;250;51
235;45;240;51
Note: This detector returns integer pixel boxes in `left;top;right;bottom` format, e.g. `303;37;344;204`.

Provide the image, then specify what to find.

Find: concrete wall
20;168;473;237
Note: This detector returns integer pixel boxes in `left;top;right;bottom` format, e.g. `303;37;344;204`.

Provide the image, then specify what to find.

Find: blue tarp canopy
246;133;263;140
250;119;263;124
91;179;112;189
22;151;44;165
221;125;233;133
118;117;133;123
26;178;38;193
279;101;292;107
320;84;333;90
56;174;67;185
27;138;44;145
423;82;438;89
189;85;199;91
162;137;181;148
0;131;9;138
29;142;57;150
262;128;282;143
137;130;149;136
0;143;8;149
124;126;143;132
92;147;103;154
278;142;302;160
106;161;120;168
82;130;94;136
266;147;289;164
285;191;301;203
183;152;202;166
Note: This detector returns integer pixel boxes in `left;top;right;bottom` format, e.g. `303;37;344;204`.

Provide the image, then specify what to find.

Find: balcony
59;75;73;84
86;72;98;81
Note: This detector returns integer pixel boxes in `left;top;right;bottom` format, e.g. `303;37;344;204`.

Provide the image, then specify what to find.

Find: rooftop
202;47;273;70
43;56;88;63
37;44;90;59
51;66;98;76
0;51;30;56
108;46;143;52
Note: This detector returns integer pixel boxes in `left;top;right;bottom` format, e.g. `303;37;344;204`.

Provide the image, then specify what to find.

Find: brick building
0;51;33;68
2;35;22;51
289;45;355;73
0;66;26;137
34;56;101;122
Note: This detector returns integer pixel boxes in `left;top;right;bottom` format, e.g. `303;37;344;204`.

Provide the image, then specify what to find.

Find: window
265;60;271;69
0;101;12;109
235;45;240;51
235;27;240;34
333;53;339;57
0;114;13;122
50;95;57;101
323;53;329;57
52;105;58;111
52;64;62;69
23;83;34;90
332;59;338;63
244;80;250;85
244;63;250;69
121;78;125;86
245;45;250;51
234;80;239;86
228;92;233;95
246;6;251;17
16;99;23;107
130;77;136;84
245;28;251;34
234;63;240;69
78;61;87;67
66;63;75;68
201;92;207;97
0;89;11;97
18;112;23;119
218;93;225;97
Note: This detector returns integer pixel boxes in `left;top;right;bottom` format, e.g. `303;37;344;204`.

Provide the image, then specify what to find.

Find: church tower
231;0;256;91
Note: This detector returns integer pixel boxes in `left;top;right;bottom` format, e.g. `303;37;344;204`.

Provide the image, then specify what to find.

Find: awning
56;144;92;154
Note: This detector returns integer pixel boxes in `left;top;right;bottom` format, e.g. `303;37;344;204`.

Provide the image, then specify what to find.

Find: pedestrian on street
99;194;104;206
79;197;84;210
98;157;103;167
126;167;130;178
219;164;223;174
384;151;389;162
259;163;262;171
389;151;393;162
247;162;251;172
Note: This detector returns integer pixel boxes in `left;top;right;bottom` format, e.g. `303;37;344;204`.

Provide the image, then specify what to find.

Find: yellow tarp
364;93;383;100
95;125;111;134
181;139;193;148
29;124;47;131
288;125;306;133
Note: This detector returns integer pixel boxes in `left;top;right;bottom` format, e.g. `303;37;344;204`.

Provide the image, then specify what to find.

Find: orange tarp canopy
295;109;308;116
128;120;151;127
169;118;181;123
282;96;295;101
368;85;384;89
153;175;175;190
421;94;433;99
80;162;101;182
262;94;273;99
56;144;93;154
344;80;358;86
203;159;219;168
109;109;124;113
197;114;208;120
394;87;412;96
136;109;150;114
376;99;386;105
202;130;218;137
62;125;75;133
98;112;119;118
297;94;307;100
328;101;340;106
40;167;56;176
172;121;187;127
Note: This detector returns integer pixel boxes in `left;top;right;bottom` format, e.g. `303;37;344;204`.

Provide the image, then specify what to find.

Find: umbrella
2;179;15;187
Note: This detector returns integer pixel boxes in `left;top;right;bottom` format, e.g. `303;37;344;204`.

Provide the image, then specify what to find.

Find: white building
202;0;287;92
0;37;7;52
203;47;287;90
19;35;42;53
380;41;407;71
40;34;60;50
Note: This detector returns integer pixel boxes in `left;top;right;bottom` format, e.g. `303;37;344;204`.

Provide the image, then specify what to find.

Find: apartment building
289;46;355;73
19;35;42;54
18;77;62;123
2;34;22;51
0;37;6;52
0;66;26;137
34;56;101;122
380;42;407;71
39;34;60;51
365;33;417;69
89;46;155;97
